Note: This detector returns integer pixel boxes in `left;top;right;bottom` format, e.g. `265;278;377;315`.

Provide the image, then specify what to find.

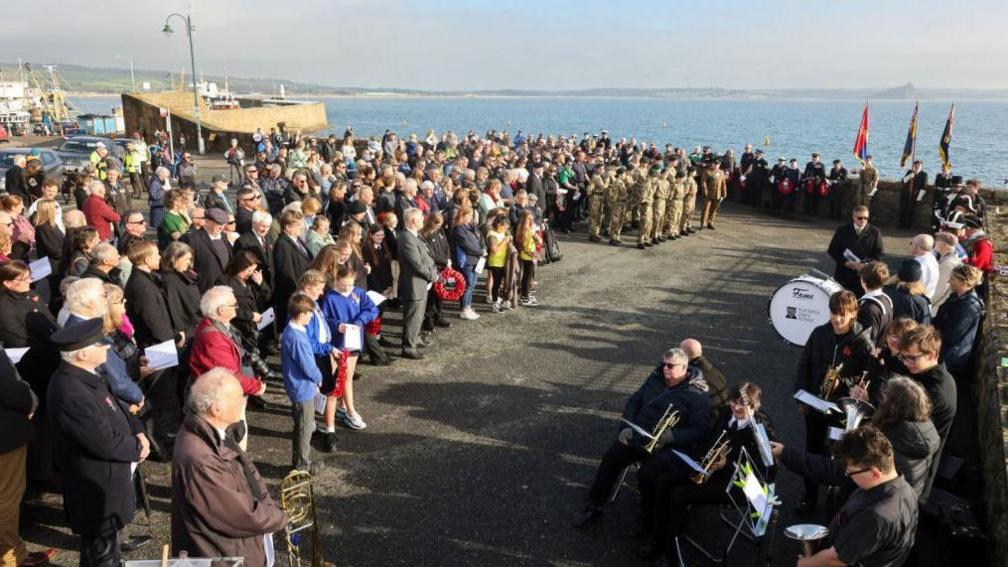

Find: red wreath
433;266;466;301
327;349;349;398
778;179;793;195
803;178;816;194
817;180;831;197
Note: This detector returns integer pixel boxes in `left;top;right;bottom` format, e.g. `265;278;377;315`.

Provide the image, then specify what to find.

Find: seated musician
641;382;776;563
573;347;710;528
773;376;940;506
793;426;918;567
794;290;873;515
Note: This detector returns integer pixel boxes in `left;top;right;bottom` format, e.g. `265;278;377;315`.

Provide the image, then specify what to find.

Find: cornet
819;362;844;400
644;404;680;453
691;430;731;485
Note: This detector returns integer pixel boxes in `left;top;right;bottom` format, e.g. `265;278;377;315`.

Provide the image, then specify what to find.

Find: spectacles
662;362;683;369
845;467;872;478
192;216;205;221
127;219;146;225
224;303;238;309
898;351;929;363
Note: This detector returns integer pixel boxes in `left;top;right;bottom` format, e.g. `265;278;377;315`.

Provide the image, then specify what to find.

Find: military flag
900;101;919;168
938;103;955;169
852;103;869;165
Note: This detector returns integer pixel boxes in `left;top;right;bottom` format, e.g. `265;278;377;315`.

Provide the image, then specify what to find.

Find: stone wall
121;92;327;154
975;211;1008;567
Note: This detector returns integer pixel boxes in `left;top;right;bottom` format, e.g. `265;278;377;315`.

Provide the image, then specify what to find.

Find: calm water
72;95;1008;185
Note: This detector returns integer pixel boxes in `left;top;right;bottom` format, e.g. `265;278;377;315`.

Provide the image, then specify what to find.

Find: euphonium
644;404;680;453
280;469;323;567
819;362;844;400
691;430;732;485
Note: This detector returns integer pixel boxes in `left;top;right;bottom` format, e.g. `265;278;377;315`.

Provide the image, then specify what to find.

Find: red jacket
966;237;993;273
188;318;262;395
82;194;121;241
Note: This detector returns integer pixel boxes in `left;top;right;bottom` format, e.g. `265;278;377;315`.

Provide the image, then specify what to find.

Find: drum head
768;276;844;346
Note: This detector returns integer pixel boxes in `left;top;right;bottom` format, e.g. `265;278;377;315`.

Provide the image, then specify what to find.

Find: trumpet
819;362;844;400
644;404;680;453
691;430;732;485
280;470;324;567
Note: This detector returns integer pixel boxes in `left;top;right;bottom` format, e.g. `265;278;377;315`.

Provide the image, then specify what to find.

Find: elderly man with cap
171;368;286;564
47;317;150;567
188;208;233;292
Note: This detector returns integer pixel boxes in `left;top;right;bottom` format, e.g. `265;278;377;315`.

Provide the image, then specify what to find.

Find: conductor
827;205;884;296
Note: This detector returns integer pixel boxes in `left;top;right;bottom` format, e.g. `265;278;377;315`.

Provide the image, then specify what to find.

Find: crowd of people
0;122;995;567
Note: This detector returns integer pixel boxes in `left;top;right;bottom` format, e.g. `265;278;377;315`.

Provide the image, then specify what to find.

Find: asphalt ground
19;196;916;566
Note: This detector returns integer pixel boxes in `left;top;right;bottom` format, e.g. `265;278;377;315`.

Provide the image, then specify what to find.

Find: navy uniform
803;154;827;215
47;318;144;567
827;160;849;219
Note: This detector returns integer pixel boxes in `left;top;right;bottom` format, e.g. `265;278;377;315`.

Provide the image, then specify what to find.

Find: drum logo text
791;286;815;300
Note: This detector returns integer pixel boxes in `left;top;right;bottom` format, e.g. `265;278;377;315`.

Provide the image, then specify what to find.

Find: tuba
280;470;326;567
819;362;844;400
785;524;830;557
691;430;731;485
644;404;680;454
837;397;876;432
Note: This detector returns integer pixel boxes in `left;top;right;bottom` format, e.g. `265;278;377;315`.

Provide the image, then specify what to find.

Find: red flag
852;104;869;165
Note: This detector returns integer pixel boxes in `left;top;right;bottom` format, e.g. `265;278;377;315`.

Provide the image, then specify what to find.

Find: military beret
52;317;105;352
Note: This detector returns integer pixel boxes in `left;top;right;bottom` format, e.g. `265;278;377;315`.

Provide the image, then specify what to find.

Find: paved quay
20;197;915;566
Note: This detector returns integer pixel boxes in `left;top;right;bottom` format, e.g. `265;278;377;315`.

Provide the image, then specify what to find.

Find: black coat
202;191;233;215
884;285;932;325
621;365;711;460
35;223;65;275
525;173;546;204
223;275;269;342
125;269;176;348
4;165;29;201
46;362;141;537
233;232;275;287
826;223;884;294
162;270;202;339
362;242;393;292
422;229;451;269
188;228;233;293
272;234;313;322
795;321;873;397
0;289;59;405
933;291;985;372
697;406;778;487
0;348;36;453
235;207;255;236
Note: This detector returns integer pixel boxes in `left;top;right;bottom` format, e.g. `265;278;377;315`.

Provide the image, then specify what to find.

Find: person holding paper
643;382;777;562
319;263;378;431
450;206;485;321
272;209;314;329
794;290;873;515
281;294;326;472
573;348;710;529
792;427;918;567
397;208;439;359
296;271;345;451
826;205;884;296
221;251;271;350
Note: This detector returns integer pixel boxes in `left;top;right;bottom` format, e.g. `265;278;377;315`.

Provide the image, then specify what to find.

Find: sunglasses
662;362;683;369
855;216;869;221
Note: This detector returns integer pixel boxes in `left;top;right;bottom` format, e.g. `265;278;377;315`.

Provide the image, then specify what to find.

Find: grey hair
419;180;434;192
155;166;170;179
662;347;689;366
66;278;107;316
64;210;87;228
200;286;235;320
60;347;87;363
186;368;239;416
251;210;273;225
86;179;105;196
92;242;118;264
402;207;423;226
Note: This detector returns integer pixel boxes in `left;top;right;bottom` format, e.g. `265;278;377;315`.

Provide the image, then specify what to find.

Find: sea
70;95;1008;186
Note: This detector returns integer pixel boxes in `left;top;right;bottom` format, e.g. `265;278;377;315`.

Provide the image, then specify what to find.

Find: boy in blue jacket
297;270;342;452
319;263;378;431
282;294;324;472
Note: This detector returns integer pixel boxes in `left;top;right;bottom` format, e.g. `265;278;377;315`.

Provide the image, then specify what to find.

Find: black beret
52;317;105;352
347;201;367;215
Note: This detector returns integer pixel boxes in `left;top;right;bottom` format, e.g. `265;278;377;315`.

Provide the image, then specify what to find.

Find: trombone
691;431;731;485
644;404;680;453
280;469;326;567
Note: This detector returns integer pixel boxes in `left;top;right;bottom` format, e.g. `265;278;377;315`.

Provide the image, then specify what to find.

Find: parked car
54;135;116;173
0;148;65;193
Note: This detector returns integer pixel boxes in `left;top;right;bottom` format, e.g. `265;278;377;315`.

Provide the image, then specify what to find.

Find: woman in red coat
80;180;121;241
188;286;265;449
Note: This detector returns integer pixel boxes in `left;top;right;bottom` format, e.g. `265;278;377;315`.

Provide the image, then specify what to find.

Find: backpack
542;225;562;264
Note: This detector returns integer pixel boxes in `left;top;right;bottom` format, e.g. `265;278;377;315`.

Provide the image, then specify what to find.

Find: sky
4;0;1008;91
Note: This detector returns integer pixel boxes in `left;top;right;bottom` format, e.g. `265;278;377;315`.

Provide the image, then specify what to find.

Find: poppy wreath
434;266;466;302
778;179;793;195
817;180;831;197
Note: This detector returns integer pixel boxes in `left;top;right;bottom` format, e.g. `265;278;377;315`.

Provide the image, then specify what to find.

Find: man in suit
234;187;260;236
900;160;928;229
525;162;546;204
233;210;275;288
273;209;313;326
46;318;150;566
397;208;439;360
827;205;885;296
188;208;233;292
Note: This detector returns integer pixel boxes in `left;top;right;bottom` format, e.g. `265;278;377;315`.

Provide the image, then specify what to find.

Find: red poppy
842;346;852;357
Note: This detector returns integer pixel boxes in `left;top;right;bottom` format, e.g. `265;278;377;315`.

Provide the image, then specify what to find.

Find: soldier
664;168;685;240
827;159;849;219
650;163;669;244
636;164;659;249
770;157;789;211
700;158;726;230
802;152;827;215
679;165;698;236
606;166;630;246
586;164;609;242
858;154;879;206
628;158;648;229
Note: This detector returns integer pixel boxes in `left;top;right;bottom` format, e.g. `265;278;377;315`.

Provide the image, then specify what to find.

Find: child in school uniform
296;270;343;452
318;262;378;431
281;294;324;472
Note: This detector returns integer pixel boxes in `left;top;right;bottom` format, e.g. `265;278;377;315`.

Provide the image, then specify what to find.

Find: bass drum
768;275;844;346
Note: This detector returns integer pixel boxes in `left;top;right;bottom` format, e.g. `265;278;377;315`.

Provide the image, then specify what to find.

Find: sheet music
343;324;362;351
4;347;29;364
794;389;840;414
619;418;656;441
144;340;179;370
256;307;275;331
671;449;707;474
28;257;51;282
843;248;862;264
366;290;387;306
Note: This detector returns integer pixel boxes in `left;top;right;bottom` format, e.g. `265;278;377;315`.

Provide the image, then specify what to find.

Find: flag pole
909;98;919;202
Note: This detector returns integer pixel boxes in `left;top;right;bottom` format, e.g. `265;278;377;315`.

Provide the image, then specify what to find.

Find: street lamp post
115;55;136;92
163;12;205;154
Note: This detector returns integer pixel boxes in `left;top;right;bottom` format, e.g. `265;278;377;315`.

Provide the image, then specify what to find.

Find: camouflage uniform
857;162;878;206
700;166;727;228
664;172;685;238
650;170;669;243
586;171;608;241
679;172;698;234
637;168;658;248
606;171;631;243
